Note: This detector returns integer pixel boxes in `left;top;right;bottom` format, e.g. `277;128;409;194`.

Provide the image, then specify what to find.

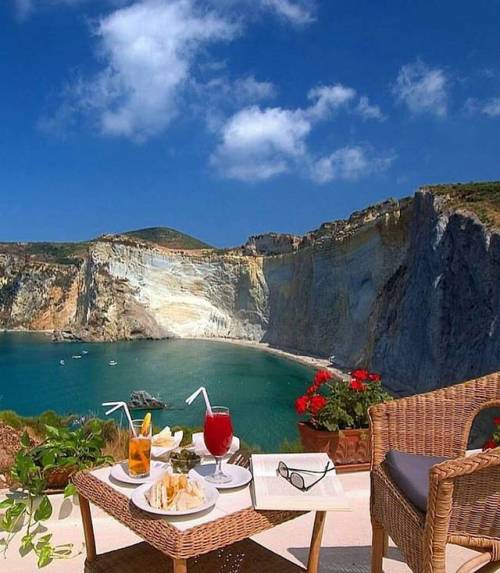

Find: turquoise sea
0;333;313;451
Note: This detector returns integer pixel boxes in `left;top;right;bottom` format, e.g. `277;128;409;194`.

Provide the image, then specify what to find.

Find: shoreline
0;329;348;379
191;337;348;380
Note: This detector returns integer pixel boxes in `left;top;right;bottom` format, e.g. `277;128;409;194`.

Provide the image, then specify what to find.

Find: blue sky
1;0;499;247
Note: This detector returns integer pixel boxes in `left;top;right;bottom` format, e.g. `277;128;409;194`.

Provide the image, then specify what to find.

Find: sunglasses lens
278;462;288;478
290;472;304;490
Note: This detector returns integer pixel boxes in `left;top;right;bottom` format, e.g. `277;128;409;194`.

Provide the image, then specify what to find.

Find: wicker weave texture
369;372;500;573
369;372;500;464
73;472;302;560
84;539;303;573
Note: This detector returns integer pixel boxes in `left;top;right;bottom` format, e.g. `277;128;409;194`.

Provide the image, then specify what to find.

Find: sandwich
145;473;205;511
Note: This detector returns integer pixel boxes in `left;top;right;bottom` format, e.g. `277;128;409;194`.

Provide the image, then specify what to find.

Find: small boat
72;355;82;360
108;360;118;366
59;360;65;366
81;350;89;355
127;390;167;410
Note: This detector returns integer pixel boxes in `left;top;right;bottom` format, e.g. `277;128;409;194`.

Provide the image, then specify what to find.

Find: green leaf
37;545;53;568
20;533;34;555
20;431;31;448
41;451;56;468
44;425;60;439
0;498;14;510
34;497;52;522
63;483;77;498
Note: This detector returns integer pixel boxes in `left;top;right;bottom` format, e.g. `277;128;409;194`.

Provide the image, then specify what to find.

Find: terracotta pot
297;422;370;471
44;465;76;490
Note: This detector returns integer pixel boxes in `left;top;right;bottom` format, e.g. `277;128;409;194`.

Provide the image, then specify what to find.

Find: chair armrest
424;448;500;561
430;447;500;482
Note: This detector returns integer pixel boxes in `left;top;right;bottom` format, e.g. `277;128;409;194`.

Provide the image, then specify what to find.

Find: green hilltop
0;227;212;265
121;227;212;250
427;181;500;229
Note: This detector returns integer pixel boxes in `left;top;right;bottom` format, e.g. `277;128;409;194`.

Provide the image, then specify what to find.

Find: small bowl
170;450;201;474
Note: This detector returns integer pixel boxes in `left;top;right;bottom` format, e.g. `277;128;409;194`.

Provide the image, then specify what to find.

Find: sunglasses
277;460;335;492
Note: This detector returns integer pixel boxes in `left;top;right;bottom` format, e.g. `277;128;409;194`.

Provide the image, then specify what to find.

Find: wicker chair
369;372;500;573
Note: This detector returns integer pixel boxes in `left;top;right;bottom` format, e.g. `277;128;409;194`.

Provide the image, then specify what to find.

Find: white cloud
60;0;237;140
211;83;391;182
261;0;315;25
211;105;310;181
306;84;356;120
464;96;500;117
12;0;85;19
233;76;277;102
310;146;395;184
393;60;448;117
482;97;500;117
356;96;384;120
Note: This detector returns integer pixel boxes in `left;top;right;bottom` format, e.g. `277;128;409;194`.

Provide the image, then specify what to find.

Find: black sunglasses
277;460;335;492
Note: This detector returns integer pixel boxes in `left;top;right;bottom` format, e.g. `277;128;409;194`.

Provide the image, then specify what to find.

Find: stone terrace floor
2;471;484;573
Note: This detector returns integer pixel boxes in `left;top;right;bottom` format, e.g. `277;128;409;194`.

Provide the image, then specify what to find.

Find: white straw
185;386;213;416
102;401;137;437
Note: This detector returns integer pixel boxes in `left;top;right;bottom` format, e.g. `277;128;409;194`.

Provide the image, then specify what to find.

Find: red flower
494;417;500;426
349;378;367;392
368;372;381;382
313;370;332;386
306;384;317;395
351;368;370;381
295;395;309;415
483;438;497;451
309;395;327;415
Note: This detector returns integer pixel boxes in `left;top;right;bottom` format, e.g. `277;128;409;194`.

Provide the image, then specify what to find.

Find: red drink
204;411;233;457
203;406;233;484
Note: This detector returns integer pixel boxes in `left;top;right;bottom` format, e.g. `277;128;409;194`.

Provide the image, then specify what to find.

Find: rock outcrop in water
1;183;499;395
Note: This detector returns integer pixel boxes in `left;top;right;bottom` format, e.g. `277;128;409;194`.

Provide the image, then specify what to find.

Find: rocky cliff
1;183;499;396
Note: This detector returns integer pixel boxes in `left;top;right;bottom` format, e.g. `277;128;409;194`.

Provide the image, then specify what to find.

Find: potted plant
483;417;500;450
0;420;111;567
295;368;392;471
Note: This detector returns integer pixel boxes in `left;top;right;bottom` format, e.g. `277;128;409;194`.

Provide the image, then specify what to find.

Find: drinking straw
185;386;213;416
102;401;137;437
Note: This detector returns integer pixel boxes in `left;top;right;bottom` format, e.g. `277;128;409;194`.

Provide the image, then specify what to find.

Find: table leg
306;511;326;573
78;494;97;562
173;558;187;573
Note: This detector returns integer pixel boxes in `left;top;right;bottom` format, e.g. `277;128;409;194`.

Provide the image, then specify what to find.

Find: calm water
0;333;313;451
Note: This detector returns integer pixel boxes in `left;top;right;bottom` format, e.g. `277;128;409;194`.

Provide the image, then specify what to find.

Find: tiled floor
1;471;488;572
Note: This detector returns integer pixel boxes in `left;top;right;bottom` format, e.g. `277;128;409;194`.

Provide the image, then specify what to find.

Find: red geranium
313;370;333;386
351;368;370;381
494;417;500;426
483;438;497;451
295;395;309;415
349;378;367;392
309;395;327;415
295;368;391;432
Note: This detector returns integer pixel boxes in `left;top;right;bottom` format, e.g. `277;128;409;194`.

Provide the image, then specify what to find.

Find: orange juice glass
128;419;152;478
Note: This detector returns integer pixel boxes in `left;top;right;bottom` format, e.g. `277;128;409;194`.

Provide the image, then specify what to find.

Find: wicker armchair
369;372;500;573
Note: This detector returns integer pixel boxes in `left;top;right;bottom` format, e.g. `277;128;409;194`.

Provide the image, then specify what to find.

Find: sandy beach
194;337;348;380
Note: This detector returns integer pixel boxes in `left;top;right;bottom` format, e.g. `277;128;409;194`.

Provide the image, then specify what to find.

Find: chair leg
371;520;385;573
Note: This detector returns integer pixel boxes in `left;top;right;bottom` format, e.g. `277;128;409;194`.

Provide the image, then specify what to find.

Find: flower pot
44;465;76;490
297;422;370;472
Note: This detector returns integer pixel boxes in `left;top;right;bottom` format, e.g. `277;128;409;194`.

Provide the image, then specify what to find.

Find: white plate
131;479;219;516
189;463;252;490
191;433;240;457
151;431;183;458
110;461;168;485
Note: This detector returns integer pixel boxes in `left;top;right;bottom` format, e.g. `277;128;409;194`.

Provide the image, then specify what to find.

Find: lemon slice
141;412;151;436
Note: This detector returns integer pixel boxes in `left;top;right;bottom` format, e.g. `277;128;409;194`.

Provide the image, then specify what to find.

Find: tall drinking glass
203;406;233;484
128;419;152;478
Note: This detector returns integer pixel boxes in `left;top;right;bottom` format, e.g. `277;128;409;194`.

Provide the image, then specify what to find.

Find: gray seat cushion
385;450;448;512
